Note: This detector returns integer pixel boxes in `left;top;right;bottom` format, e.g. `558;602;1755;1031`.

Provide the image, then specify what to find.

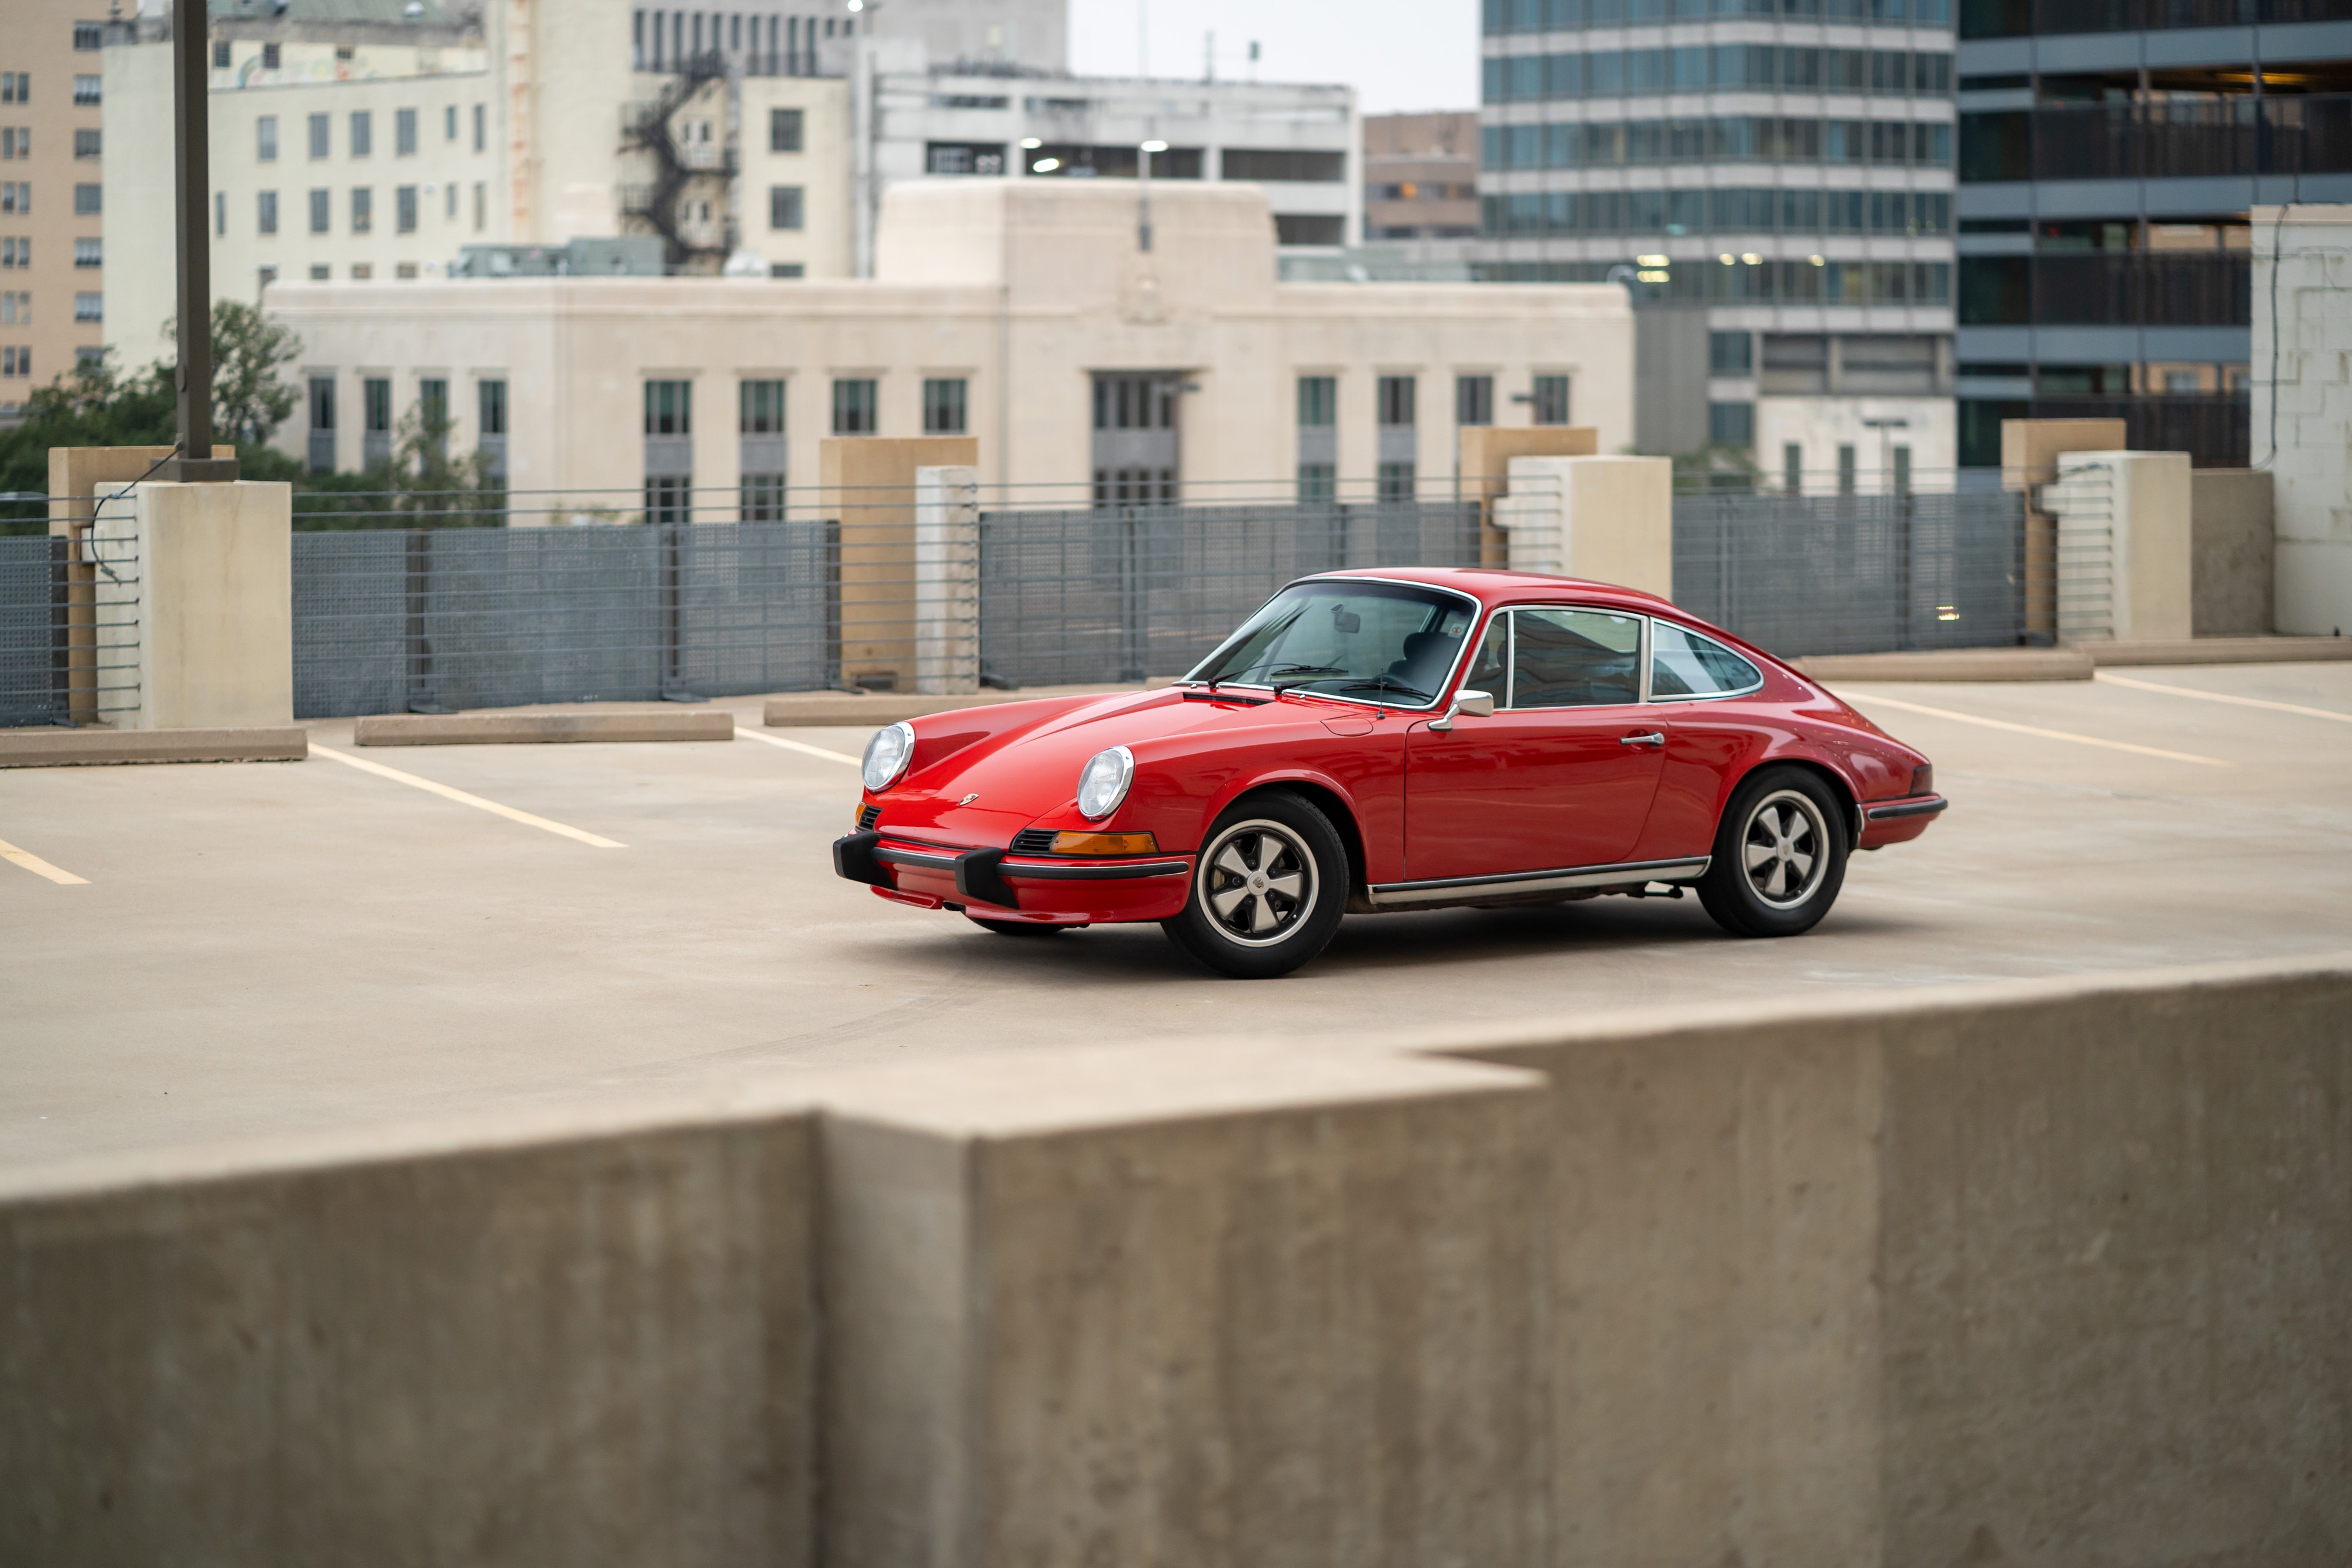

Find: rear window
1651;621;1762;698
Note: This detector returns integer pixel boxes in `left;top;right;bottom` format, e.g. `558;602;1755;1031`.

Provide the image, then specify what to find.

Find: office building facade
0;0;109;420
1954;0;2352;469
1476;0;1960;482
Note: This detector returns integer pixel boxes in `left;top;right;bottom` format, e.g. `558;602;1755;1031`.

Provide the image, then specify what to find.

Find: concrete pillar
2039;450;2192;644
2001;417;2127;640
820;435;981;691
47;444;229;723
92;480;295;730
1457;425;1598;567
2253;203;2352;636
1494;455;1673;600
912;464;979;696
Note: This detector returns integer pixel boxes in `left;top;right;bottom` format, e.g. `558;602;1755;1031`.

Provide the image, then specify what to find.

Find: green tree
182;299;304;448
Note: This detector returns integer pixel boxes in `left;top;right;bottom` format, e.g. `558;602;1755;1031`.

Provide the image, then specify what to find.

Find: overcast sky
1067;0;1481;116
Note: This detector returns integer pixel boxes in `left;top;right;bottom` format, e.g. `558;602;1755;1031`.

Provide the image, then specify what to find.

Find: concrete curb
352;710;736;745
2088;636;2352;666
1795;647;2096;683
0;726;309;768
763;685;1137;727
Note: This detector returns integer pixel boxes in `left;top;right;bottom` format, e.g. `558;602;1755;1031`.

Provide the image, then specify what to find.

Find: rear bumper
834;831;1194;923
1856;793;1947;850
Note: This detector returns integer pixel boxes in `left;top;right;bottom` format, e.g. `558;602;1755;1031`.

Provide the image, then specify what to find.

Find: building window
74;291;101;322
351;186;372;233
1708;402;1755;446
1782;443;1802;493
770;108;803;153
445;181;456;219
1222;148;1345;182
1297;463;1335;503
75;345;102;371
769;185;803;230
1377;375;1415;428
74;75;101;106
309;113;330;159
0;237;25;267
255;268;275;299
1837;444;1857;495
417;378;449;459
923;377;967;434
1297;375;1335;428
0;292;26;325
444;104;457;142
309;264;329;280
740;377;785;435
1;346;28;377
770;262;803;278
472;181;485;232
72;129;99;159
1;182;29;214
262;42;280;70
74;21;102;50
473;103;485;153
309;188;330;233
1892;444;1912;495
308;375;336;474
363;376;393;467
396;185;417;233
1378;462;1418;502
68;180;96;215
395;261;418;279
644;378;691;436
1709;332;1753;376
257;189;278;235
1;128;27;161
1455;374;1494;427
1531;375;1570;426
350;262;371;280
257;115;278;162
214;190;225;234
1;74;29;103
350;111;372;158
212;40;230;68
479;377;507;433
833;377;877;434
74;237;99;268
396;108;417;156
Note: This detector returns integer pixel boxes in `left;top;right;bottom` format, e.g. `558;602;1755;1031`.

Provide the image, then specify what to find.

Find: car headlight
1076;745;1134;821
862;721;915;793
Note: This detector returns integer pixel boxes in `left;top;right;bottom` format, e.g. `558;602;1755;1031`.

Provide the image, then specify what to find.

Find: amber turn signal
1050;830;1159;856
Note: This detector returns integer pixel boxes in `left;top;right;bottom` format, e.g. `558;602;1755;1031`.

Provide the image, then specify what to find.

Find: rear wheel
1164;791;1348;979
1697;767;1849;938
968;917;1070;938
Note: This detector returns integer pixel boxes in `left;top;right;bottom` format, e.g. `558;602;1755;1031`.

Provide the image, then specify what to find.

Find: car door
1404;606;1669;882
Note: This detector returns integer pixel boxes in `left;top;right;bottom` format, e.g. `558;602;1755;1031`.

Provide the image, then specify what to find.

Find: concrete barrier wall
2191;468;2276;636
4;959;2348;1567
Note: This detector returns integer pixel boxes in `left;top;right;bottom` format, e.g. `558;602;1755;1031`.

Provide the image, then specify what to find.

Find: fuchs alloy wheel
1698;767;1850;938
1165;791;1348;979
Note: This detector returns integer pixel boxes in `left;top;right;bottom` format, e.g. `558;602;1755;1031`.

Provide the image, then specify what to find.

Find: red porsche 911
834;568;1946;978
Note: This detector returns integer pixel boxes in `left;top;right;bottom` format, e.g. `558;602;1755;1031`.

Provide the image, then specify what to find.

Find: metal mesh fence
293;520;836;717
975;500;1484;686
1671;489;2033;658
0;511;141;729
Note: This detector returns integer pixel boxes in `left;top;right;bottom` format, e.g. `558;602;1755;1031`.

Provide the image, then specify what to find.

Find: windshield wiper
1333;675;1433;703
1266;664;1348;691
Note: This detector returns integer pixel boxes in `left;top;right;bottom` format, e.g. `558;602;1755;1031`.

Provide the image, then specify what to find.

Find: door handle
1619;731;1666;748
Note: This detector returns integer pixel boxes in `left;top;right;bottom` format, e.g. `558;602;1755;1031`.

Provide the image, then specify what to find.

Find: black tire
1163;791;1349;979
1696;766;1850;938
968;917;1070;938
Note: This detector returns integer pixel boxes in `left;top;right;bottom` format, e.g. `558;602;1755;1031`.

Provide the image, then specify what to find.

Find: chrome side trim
1367;855;1712;908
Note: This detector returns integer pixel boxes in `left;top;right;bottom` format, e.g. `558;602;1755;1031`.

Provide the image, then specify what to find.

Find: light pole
1138;137;1166;253
164;0;235;480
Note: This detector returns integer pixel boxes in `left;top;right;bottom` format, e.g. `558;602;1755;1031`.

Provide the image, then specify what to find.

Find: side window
1465;613;1509;699
1650;620;1762;698
1508;609;1642;708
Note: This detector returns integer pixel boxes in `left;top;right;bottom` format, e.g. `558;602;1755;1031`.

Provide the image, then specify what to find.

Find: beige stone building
0;0;109;419
263;180;1632;503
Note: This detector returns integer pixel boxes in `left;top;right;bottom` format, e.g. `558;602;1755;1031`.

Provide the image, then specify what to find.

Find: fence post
1497;456;1674;599
913;465;980;696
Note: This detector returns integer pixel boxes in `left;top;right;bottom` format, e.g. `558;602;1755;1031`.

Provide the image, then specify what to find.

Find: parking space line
0;837;89;885
1842;691;2231;767
310;743;627;848
737;728;861;765
2096;671;2352;725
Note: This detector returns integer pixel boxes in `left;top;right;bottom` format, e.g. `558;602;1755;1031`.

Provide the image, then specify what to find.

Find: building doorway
1091;372;1180;506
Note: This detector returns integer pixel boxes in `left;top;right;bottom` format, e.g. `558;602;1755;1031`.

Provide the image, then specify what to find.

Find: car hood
870;687;1341;846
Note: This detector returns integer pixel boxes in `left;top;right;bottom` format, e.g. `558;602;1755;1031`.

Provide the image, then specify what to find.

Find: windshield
1184;581;1476;707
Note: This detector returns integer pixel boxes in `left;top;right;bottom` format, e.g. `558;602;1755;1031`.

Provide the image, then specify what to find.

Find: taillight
1910;764;1934;796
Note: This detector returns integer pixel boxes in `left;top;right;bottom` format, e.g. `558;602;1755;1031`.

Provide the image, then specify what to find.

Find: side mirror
1429;688;1494;731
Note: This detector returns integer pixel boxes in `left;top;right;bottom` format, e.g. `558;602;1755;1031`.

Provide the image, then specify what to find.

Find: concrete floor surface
4;664;2349;1170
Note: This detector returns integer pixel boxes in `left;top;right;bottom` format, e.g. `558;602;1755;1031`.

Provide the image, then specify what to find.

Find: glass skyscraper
1477;0;1959;482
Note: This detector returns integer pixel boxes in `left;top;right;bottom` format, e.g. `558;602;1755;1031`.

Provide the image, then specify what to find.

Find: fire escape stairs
622;50;739;269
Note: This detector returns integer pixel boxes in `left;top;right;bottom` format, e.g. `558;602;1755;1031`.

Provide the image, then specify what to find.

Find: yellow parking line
310;743;627;848
736;727;861;765
2096;670;2352;724
1844;691;2231;767
0;836;88;885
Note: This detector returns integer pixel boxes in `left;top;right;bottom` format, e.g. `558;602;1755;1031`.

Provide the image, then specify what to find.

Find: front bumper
834;831;1194;924
1856;793;1947;850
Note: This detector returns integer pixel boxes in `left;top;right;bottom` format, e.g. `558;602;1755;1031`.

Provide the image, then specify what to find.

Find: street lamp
1138;137;1167;253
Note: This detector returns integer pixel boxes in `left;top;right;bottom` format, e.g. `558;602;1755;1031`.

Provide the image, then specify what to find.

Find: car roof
1304;566;1683;618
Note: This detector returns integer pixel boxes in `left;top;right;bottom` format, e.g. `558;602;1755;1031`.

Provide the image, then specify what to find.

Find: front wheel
1697;767;1849;938
1163;792;1348;979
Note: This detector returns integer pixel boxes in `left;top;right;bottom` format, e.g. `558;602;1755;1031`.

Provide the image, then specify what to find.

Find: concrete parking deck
3;663;2349;1169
